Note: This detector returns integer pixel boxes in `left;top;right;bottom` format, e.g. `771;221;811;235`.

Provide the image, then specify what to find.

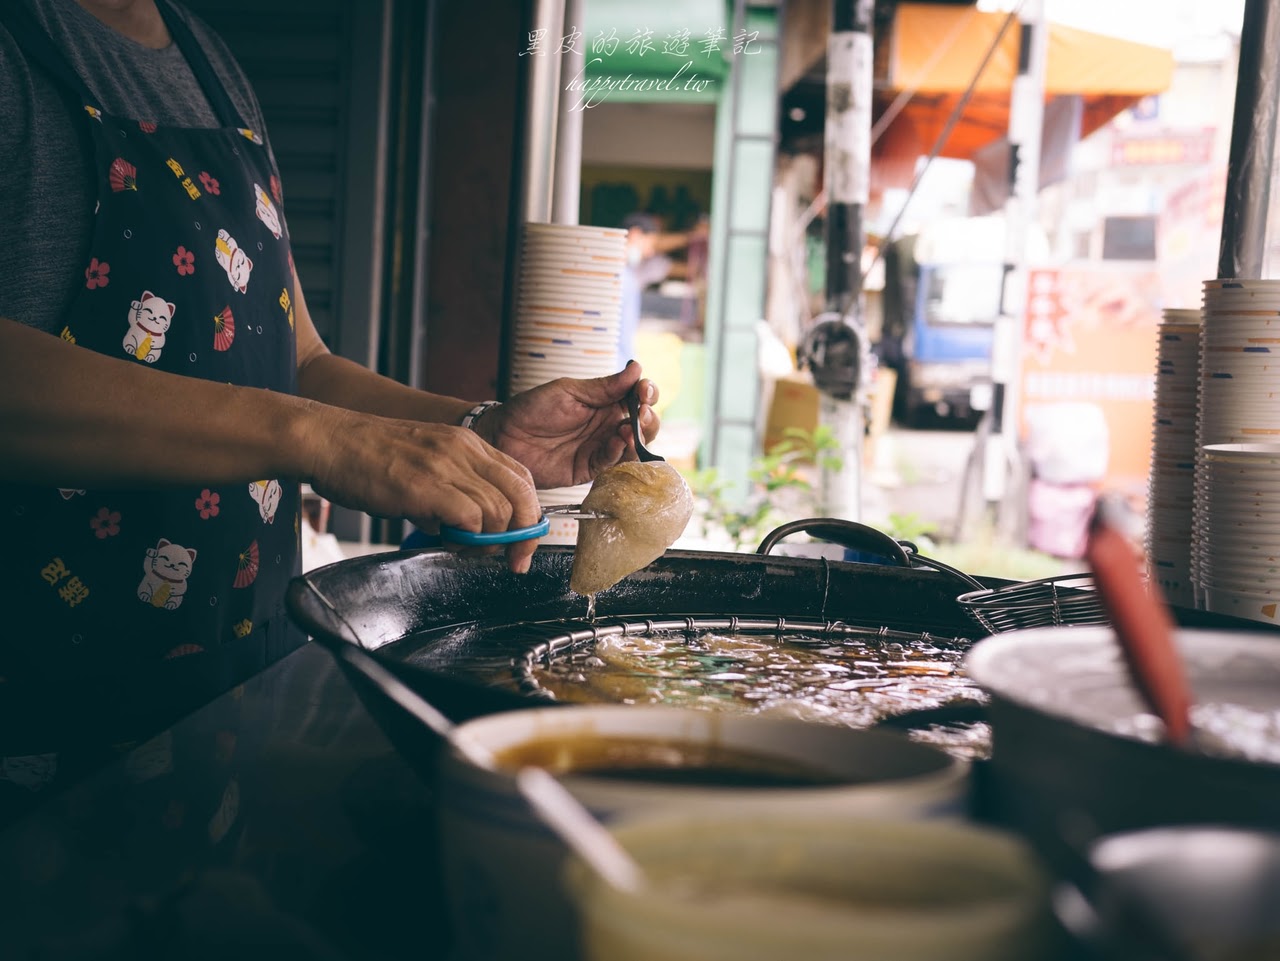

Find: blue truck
880;216;1042;426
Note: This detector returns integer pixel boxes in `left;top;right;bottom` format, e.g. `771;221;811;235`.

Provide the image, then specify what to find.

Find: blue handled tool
403;505;605;549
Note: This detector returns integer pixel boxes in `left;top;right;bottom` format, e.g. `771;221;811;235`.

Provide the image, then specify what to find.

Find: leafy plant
882;511;937;546
688;426;846;551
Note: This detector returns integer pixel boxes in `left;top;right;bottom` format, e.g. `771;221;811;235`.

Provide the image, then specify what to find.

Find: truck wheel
900;389;927;429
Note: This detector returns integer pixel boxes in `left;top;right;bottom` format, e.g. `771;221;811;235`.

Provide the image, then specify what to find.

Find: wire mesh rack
509;615;975;697
954;573;1108;635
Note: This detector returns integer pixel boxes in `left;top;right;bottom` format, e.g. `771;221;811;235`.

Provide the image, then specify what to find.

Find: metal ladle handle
627;388;664;462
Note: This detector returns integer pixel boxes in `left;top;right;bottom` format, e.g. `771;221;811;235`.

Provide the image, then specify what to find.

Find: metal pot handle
755;518;912;566
897;542;987;590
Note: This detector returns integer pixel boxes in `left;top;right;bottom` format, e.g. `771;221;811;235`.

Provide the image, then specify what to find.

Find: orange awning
874;3;1176;161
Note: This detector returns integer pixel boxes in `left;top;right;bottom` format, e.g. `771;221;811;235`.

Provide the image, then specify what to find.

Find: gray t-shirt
0;0;271;333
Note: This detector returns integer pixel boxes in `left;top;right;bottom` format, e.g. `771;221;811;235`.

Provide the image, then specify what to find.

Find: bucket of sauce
437;704;969;961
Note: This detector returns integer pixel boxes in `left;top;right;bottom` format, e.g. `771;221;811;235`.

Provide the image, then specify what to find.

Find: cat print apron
0;1;306;803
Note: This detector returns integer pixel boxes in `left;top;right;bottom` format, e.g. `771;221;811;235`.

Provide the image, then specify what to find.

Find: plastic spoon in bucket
1085;496;1194;747
343;643;645;892
302;582;647;893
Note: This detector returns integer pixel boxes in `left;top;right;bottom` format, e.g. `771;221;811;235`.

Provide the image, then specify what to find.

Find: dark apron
0;1;306;819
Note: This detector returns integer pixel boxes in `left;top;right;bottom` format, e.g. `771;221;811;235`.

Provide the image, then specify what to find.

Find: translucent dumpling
570;461;694;595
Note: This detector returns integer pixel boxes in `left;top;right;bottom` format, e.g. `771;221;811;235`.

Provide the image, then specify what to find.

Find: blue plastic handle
437;516;551;546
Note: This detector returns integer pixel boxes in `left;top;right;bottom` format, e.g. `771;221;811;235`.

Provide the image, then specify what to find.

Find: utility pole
809;0;874;519
551;0;584;225
984;0;1046;532
1218;0;1280;280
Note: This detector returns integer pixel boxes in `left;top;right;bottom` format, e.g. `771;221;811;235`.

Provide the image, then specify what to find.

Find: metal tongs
434;504;611;546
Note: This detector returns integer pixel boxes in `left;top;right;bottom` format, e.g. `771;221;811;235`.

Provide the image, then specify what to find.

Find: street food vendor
0;0;660;822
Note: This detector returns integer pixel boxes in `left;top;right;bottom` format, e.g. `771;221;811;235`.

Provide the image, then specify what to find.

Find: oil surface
524;631;988;756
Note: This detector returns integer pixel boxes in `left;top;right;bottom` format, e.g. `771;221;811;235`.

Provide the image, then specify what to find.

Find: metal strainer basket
955;573;1108;634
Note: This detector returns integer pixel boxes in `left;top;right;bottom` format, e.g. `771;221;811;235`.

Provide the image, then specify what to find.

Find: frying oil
527;631;990;758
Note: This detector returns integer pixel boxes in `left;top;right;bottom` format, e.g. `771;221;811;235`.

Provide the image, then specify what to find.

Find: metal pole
407;0;437;392
986;0;1045;513
823;0;873;314
551;0;584;225
521;0;566;223
1218;0;1280;279
816;0;873;521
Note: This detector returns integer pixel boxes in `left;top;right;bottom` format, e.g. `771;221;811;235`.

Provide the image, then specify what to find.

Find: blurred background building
180;0;1254;568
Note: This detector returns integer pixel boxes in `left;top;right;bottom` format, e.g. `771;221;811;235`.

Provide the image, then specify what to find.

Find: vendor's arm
648;220;709;257
0;315;542;572
291;283;662;489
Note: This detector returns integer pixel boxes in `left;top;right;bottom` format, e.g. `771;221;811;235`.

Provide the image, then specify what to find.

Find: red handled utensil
1085;496;1194;747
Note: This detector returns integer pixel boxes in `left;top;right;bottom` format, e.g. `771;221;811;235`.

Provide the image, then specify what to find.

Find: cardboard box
763;376;822;453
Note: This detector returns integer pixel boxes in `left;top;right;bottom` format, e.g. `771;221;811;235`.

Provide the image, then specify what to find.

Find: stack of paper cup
510;222;627;397
1193;279;1280;613
1197;443;1280;624
512;222;628;544
1147;308;1201;609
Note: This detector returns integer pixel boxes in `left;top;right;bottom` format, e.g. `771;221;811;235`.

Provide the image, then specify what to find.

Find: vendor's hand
477;361;661;489
304;409;542;573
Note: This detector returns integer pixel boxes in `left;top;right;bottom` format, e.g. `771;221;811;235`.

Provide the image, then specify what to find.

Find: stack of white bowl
1198;443;1280;624
1146;308;1201;609
512;222;628;542
1194;278;1280;622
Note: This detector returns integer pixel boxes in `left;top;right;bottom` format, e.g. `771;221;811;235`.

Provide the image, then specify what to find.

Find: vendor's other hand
479;361;661;489
304;411;541;573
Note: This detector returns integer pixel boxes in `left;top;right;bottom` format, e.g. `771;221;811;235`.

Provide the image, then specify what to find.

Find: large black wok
286;521;989;779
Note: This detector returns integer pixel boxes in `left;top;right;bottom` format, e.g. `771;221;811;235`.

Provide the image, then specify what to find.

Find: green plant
883;511;937;545
687;426;846;551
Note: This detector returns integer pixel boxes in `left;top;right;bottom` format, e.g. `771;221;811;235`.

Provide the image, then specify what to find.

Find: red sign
1021;267;1159;500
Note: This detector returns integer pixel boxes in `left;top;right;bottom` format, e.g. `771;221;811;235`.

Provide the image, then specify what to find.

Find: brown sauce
492;735;850;787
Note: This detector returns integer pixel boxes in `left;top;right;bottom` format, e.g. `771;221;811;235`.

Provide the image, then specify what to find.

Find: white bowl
566;814;1051;961
516;315;623;331
510;356;614;370
1204;491;1280;510
518;294;625;311
436;704;970;961
519;254;623;271
1200;474;1280;489
521;244;625;258
511;356;618;375
520;271;624;289
1200;516;1280;535
1203;278;1280;286
1204;443;1280;459
514;252;624;271
1199;542;1280;561
517;300;623;318
1201;585;1280;623
1198;555;1280;578
524;222;625;235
